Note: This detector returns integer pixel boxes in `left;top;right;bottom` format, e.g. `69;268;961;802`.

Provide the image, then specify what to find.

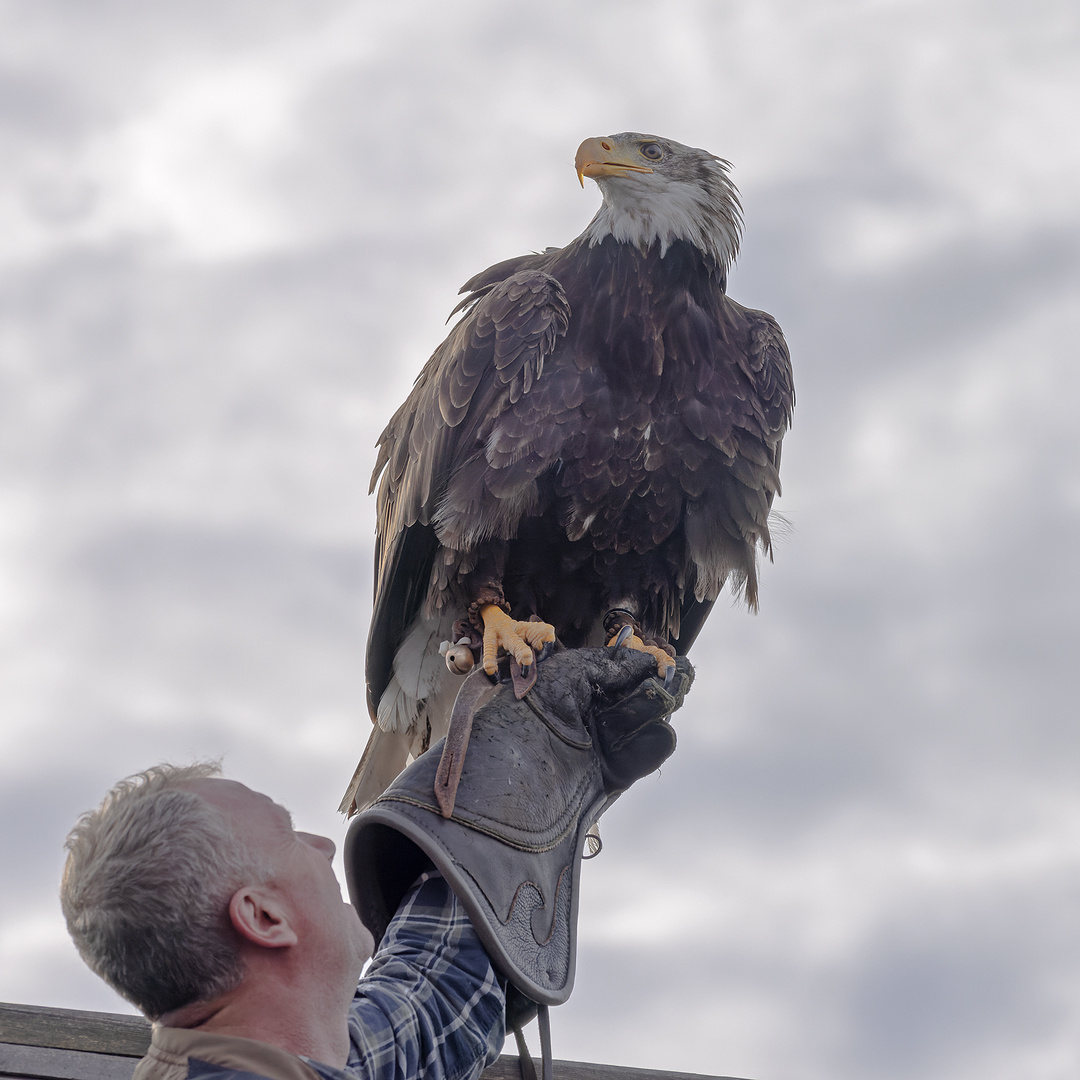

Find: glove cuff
344;683;609;1005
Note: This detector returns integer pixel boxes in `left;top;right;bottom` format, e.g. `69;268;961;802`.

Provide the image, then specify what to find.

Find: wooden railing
0;1003;742;1080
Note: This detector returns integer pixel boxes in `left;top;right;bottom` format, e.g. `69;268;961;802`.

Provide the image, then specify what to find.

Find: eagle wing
677;296;794;617
365;267;572;722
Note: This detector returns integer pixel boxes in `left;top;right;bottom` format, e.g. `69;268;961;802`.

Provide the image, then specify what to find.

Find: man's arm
343;870;505;1080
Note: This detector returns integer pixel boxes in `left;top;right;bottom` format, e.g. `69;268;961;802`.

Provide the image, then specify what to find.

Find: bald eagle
340;133;794;815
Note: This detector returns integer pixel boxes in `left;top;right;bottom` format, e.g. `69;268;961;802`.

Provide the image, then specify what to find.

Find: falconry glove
343;645;693;1010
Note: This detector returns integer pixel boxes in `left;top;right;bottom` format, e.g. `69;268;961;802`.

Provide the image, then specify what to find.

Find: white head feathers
579;132;742;270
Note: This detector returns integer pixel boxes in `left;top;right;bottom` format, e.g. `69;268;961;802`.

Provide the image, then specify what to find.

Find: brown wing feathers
366;271;573;710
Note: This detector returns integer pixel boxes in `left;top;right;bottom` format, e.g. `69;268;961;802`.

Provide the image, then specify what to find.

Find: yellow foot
607;626;676;679
480;605;556;676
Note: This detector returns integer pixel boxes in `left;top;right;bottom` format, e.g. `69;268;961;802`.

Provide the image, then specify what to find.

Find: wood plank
0;1007;148;1058
0;1003;745;1080
483;1061;744;1080
0;1043;137;1080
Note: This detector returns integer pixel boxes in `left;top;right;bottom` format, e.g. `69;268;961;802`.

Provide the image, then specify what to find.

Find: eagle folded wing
366;271;571;723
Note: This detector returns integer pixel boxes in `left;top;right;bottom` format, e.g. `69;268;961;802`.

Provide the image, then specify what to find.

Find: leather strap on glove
344;645;692;1007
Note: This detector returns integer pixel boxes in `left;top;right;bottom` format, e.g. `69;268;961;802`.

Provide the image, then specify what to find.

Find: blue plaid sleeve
342;870;505;1080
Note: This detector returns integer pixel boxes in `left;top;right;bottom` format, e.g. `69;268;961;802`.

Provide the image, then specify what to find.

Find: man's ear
228;887;299;949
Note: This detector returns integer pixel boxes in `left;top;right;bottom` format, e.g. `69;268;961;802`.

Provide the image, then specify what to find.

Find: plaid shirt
315;870;505;1080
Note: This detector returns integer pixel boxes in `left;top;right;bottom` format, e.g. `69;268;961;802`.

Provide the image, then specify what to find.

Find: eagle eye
639;143;664;161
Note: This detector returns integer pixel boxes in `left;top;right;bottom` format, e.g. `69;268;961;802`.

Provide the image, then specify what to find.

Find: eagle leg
603;608;677;683
479;604;556;678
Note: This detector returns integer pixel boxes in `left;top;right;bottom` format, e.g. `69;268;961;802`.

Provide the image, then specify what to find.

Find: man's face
186;778;374;984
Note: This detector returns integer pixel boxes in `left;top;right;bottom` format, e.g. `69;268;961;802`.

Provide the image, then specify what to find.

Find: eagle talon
479;603;556;677
606;624;676;680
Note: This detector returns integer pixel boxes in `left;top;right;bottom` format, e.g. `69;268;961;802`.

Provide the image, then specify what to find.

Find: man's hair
60;763;267;1020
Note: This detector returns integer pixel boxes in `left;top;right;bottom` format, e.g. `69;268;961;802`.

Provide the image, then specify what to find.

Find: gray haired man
62;763;504;1080
61;647;691;1080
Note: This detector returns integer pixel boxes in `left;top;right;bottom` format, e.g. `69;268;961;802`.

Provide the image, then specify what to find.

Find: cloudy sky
1;2;1078;1078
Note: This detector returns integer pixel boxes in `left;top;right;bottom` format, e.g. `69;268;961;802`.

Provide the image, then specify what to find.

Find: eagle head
575;132;742;270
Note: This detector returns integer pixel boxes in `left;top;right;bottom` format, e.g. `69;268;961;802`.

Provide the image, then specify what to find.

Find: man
61;763;504;1080
61;647;692;1080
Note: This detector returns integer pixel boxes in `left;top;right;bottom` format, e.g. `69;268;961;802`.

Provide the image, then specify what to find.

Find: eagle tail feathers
338;725;414;817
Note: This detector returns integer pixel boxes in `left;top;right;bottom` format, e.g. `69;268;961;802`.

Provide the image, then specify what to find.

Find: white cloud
79;62;298;259
833;283;1080;565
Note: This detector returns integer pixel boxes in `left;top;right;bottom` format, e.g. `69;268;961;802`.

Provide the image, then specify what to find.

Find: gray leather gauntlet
344;645;692;1007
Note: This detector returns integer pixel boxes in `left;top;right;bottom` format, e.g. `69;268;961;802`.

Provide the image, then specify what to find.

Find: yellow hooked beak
574;136;654;187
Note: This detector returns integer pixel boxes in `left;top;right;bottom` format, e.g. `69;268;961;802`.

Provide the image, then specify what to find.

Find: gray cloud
1;2;1078;1078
